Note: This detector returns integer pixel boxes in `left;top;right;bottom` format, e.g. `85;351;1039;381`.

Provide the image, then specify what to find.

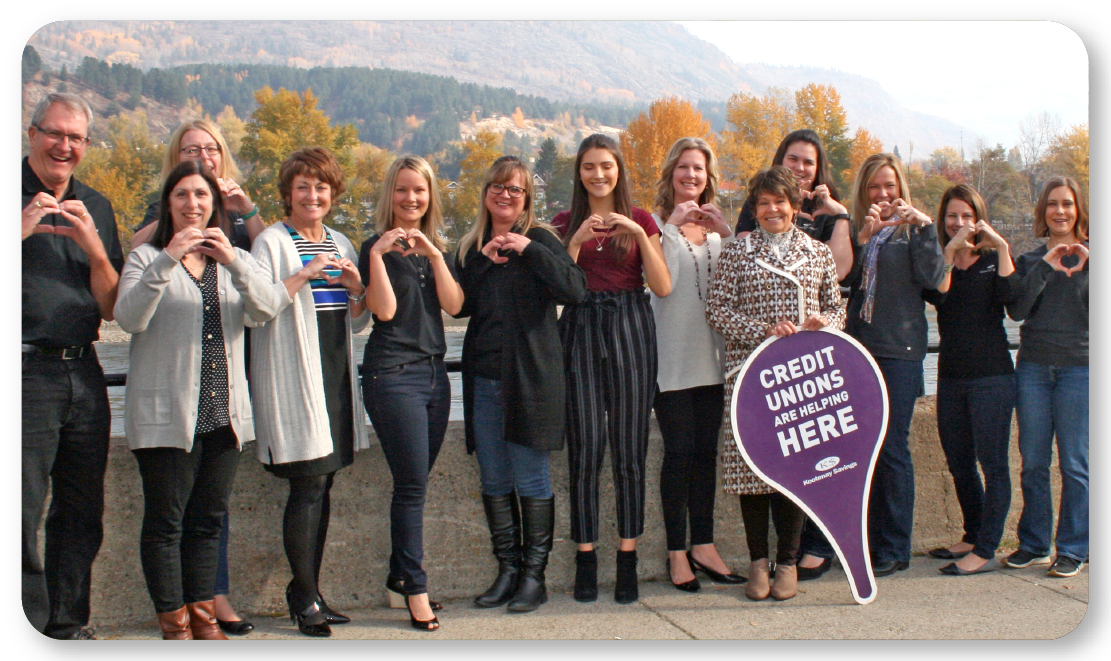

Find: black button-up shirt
22;157;124;347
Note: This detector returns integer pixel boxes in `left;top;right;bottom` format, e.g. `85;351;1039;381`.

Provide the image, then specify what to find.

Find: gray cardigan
114;245;281;451
249;223;371;465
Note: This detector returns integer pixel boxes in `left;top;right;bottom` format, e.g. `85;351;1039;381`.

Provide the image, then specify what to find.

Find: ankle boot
614;550;639;604
186;600;229;640
474;492;521;608
574;549;598;602
508;496;554;613
745;559;771;601
770;564;797;600
158;605;193;640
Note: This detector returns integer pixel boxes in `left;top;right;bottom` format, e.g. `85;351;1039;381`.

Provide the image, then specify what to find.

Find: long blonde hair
375;155;447;252
457;156;557;266
850;153;914;240
161;119;241;182
653;137;720;219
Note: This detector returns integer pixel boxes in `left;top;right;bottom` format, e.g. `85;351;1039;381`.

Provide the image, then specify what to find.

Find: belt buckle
61;346;85;360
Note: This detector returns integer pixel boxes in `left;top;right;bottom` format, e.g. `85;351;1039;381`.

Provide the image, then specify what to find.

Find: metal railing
101;342;1020;388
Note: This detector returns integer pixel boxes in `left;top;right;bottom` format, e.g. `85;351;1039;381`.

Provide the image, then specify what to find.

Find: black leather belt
22;344;93;359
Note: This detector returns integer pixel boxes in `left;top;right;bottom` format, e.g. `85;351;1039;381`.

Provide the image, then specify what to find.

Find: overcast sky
678;21;1088;150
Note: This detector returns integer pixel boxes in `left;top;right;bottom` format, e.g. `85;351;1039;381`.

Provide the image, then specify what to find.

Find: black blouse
183;259;230;434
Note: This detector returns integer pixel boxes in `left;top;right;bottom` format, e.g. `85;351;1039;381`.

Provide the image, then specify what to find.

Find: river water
97;310;1021;438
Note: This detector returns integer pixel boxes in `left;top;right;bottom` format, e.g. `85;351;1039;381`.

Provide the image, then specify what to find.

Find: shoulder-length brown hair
1034;176;1088;241
150;160;228;250
850;153;914;240
937;184;995;253
653;137;720;220
161;119;241;182
374;155;447;252
772;129;840;215
457;155;558;266
278;147;346;218
563;133;634;261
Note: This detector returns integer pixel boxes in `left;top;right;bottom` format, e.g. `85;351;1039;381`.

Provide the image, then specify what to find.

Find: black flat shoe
386;575;443;612
928;546;971;560
665;558;700;593
939;560;997;576
872;559;910;577
406;596;440;632
317;593;350;625
797;556;833;581
216;618;255;635
687;551;746;584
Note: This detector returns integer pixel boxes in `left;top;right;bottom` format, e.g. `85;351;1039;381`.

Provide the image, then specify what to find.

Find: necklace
677;226;711;301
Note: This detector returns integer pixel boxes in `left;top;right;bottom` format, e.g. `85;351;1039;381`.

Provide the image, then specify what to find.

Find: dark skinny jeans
740;492;804;565
654;384;723;551
133;426;240;613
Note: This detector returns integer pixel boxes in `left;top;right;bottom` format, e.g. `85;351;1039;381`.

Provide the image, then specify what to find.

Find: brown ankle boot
186;600;229;640
770;564;798;600
745;559;771;601
158;605;193;640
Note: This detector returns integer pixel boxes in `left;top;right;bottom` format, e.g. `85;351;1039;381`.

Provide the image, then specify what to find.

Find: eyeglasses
489;183;526;198
32;125;89;147
180;145;222;157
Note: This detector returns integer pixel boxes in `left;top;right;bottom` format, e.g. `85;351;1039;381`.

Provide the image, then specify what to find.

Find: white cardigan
249;223;371;465
114;245;281;451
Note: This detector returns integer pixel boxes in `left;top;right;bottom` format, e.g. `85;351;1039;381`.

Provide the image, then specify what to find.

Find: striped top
284;222;347;311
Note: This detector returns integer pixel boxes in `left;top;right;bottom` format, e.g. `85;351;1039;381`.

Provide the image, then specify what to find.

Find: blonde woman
454;156;586;612
649;138;744;591
358;155;463;631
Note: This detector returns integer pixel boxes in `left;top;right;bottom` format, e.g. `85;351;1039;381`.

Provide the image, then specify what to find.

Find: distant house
532;173;546;190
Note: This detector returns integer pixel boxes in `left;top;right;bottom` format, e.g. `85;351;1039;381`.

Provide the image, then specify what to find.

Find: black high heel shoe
285;586;331;638
406;595;440;632
316;592;350;625
687;551;746;584
386;575;443;611
666;558;701;592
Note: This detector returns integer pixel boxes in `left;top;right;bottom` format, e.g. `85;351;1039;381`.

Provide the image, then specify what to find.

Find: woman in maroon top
552;133;670;604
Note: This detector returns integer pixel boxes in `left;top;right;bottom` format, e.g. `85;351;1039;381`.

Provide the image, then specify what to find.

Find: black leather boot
573;549;598;602
615;549;639;604
508;496;554;613
474;492;521;608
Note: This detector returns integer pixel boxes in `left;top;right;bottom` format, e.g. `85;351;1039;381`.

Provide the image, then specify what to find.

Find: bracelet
240;204;259;220
943;263;954;274
347;289;366;303
832;213;850;221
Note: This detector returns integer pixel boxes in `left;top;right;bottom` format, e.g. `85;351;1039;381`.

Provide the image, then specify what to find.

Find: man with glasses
22;92;123;640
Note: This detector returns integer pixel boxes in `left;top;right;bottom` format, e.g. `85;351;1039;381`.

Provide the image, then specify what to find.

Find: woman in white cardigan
114;161;280;639
649;138;746;592
249;148;371;637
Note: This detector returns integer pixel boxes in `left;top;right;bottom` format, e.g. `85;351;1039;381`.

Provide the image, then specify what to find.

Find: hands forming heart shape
1044;242;1089;277
373;226;435;258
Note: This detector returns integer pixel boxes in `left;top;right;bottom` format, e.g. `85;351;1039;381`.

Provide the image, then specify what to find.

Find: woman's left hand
800;314;829;331
196;227;237;265
974;220;1009;251
767;319;798;338
811;185;847;216
695;203;732;236
603;213;645;239
892;199;931;227
323;257;364;294
500;232;532;255
218;178;254;215
398;229;441;259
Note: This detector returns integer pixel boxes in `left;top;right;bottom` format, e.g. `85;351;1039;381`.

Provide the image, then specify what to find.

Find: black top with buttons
358;234;460;371
184;259;230;434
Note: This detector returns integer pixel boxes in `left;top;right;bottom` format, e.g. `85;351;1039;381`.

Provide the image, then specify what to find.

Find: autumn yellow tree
332;142;396;246
842;126;886;191
239;86;359;224
1044;123;1088;195
619;97;715;209
215;105;246;157
794;84;852;189
75;110;162;249
441;129;502;243
718;87;794;192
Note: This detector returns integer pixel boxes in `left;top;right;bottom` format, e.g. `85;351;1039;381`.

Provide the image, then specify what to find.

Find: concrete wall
85;396;1051;627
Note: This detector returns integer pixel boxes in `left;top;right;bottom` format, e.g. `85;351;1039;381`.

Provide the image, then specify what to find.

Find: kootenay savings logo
815;456;840;471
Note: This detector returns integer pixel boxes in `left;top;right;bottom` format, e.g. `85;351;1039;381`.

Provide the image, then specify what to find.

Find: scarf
859;225;897;323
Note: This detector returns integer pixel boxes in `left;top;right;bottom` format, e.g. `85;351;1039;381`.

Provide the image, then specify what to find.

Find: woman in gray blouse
114;161;279;639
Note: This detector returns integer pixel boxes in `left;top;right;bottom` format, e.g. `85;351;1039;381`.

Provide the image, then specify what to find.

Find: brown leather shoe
745;559;771;601
158;606;193;640
187;601;229;640
770;564;798;600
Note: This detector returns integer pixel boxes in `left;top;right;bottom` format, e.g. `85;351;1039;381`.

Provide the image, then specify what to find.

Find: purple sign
730;328;888;604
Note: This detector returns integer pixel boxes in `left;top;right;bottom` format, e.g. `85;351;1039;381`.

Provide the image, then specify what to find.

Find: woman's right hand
165;227;207;261
370;227;410;257
299;253;341;279
666;200;701;226
481;235;509;264
569;213;606;248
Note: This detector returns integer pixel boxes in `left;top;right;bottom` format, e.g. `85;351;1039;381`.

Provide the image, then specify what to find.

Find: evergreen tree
535;137;560;182
22;45;41;84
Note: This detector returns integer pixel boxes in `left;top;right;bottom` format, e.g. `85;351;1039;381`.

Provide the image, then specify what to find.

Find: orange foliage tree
619;97;715;210
842;126;886;190
718;87;794;192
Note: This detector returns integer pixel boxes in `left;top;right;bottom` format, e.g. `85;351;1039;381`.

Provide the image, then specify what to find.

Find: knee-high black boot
474;492;521;608
508;496;554;613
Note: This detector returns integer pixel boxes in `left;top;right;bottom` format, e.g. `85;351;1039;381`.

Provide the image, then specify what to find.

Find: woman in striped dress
250;147;370;637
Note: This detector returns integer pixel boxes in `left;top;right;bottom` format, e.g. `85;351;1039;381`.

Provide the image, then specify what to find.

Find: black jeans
133;426;241;613
363;356;450;596
22;351;110;638
740;493;804;565
654;384;723;551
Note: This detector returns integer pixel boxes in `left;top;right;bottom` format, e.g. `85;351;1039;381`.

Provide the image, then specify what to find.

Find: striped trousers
559;289;658;544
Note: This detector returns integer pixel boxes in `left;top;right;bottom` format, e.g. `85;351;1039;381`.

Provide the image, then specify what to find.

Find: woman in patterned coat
706;166;845;601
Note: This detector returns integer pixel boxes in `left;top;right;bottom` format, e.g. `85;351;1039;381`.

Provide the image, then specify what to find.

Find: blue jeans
868;358;923;565
936;375;1014;560
472;377;552;498
1014;361;1089;561
363;356;450;596
214;511;230;596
